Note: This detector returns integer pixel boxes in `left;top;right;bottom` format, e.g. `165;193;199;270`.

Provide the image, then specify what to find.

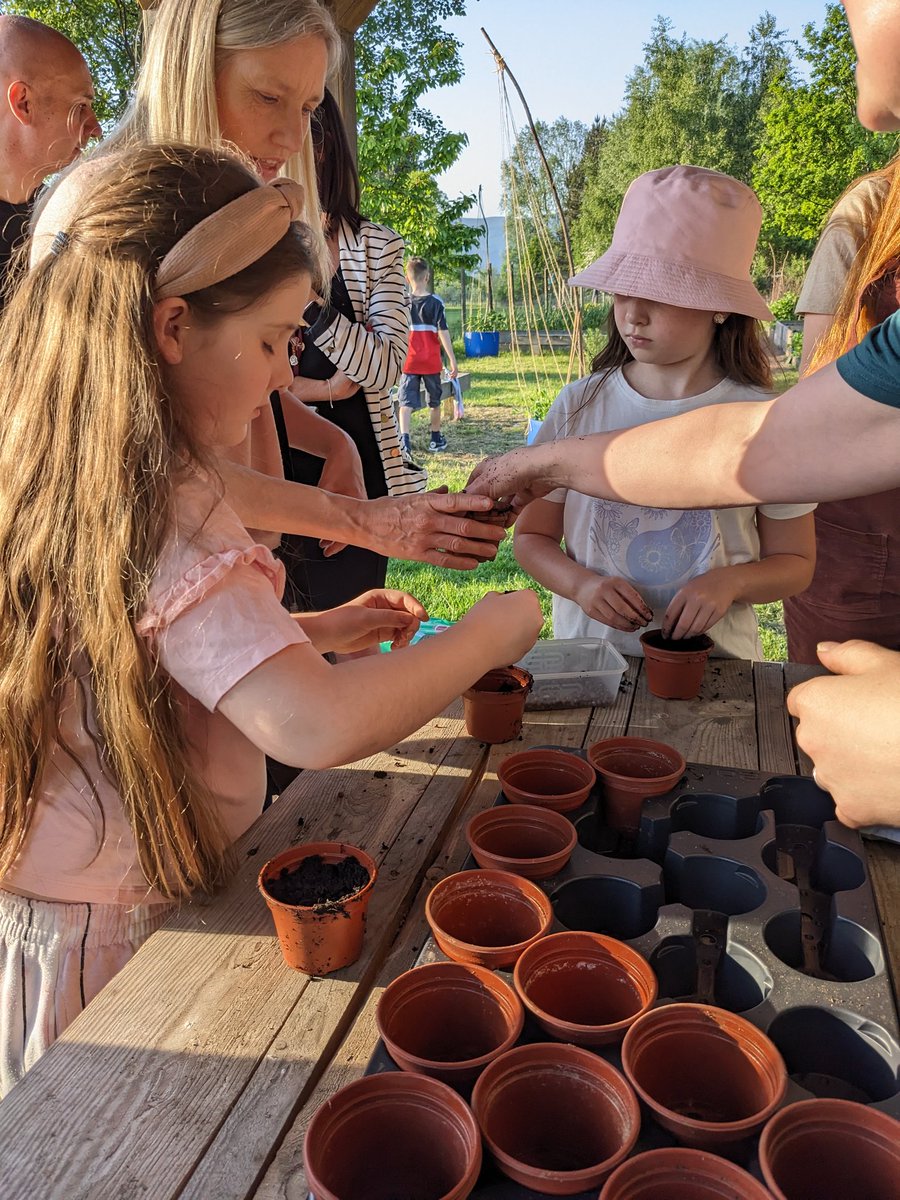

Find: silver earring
713;312;727;325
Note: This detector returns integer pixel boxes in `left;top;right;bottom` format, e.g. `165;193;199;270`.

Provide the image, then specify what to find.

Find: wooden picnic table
0;655;897;1199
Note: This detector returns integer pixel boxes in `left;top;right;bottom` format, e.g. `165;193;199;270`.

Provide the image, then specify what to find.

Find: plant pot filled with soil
471;1041;641;1194
621;1002;787;1152
640;630;714;700
258;841;376;975
497;748;596;813
599;1147;773;1199
463;666;533;744
304;1071;482;1200
513;930;657;1046
376;961;524;1085
425;868;553;969
466;803;578;879
759;1098;900;1200
587;736;686;833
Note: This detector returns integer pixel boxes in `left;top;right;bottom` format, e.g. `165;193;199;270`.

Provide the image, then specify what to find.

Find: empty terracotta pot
587;737;687;833
425;868;553;969
621;1002;787;1151
258;841;376;975
463;666;533;743
640;630;714;700
304;1071;482;1200
471;1041;640;1194
513;930;657;1046
759;1098;900;1200
375;961;524;1084
466;803;577;879
497;748;596;813
599;1147;772;1199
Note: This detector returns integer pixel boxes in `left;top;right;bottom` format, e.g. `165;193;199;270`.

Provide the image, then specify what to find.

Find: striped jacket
312;219;428;497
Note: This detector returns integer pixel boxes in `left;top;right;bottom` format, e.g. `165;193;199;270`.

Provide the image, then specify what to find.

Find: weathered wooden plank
584;656;641;747
867;840;900;1011
181;732;490;1200
752;661;796;774
0;706;472;1200
252;712;598;1200
625;657;758;770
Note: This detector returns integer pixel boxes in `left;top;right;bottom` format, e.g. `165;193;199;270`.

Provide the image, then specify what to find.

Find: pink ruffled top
2;474;308;905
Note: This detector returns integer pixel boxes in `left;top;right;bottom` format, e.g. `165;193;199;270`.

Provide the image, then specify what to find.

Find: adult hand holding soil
296;589;427;654
465;446;562;513
787;640;900;828
662;568;737;639
361;489;507;569
575;574;652;632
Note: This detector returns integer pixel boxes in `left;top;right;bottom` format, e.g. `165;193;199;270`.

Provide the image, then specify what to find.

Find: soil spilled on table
265;853;370;909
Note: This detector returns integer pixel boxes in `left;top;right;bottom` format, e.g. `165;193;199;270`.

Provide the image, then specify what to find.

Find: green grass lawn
387;348;793;661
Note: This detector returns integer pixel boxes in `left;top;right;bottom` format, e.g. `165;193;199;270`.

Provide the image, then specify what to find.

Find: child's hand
663;569;736;639
298;590;427;653
575;575;652;632
462;589;544;665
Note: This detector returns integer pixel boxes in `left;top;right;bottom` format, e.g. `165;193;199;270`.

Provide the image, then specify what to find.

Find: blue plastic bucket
464;331;500;358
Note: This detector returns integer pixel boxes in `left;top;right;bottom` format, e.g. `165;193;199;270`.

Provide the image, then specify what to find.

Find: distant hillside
461;216;506;270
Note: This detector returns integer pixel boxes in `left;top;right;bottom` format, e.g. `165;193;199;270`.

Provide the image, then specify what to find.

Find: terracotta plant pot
466;803;577;879
425;868;553;969
375;961;524;1085
497;748;596;813
304;1071;482;1200
587;737;687;833
599;1147;772;1199
640;630;714;700
513;930;657;1046
759;1098;900;1200
463;666;533;743
621;1002;787;1151
471;1042;640;1194
258;841;376;975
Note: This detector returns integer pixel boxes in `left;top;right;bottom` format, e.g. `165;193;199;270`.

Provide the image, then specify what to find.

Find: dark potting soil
265;854;370;907
643;631;711;654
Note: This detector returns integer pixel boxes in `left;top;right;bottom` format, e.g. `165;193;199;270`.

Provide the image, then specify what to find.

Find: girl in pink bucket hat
514;165;817;660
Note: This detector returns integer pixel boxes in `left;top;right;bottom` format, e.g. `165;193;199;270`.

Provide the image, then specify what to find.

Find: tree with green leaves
355;0;478;277
753;3;897;248
570;14;792;266
1;1;141;123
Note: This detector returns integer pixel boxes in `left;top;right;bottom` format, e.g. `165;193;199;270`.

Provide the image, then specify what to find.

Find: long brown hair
0;144;315;899
562;305;772;431
806;157;899;373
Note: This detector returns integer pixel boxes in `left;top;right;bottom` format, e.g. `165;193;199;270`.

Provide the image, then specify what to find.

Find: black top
0;198;32;303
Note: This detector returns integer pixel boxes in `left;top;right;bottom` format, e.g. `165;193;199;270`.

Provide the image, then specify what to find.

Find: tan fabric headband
154;177;305;300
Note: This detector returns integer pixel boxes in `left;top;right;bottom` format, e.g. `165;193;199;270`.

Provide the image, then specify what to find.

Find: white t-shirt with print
533;370;816;660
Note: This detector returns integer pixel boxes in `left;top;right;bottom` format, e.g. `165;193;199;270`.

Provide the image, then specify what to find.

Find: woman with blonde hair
785;154;900;663
0;142;542;1094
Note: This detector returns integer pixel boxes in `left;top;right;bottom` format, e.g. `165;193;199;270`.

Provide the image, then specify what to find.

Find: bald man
0;15;100;292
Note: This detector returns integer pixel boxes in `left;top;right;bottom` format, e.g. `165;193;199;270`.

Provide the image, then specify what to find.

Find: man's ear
8;81;33;126
153;297;192;365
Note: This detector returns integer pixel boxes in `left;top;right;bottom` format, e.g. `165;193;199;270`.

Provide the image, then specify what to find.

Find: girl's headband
154;177;305;299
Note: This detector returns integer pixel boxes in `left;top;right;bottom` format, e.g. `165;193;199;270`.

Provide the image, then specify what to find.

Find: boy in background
398;256;458;453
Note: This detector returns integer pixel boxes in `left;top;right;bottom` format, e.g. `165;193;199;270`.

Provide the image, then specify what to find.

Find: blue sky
426;1;833;214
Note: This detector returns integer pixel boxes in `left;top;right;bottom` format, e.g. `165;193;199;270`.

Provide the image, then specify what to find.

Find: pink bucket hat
569;165;773;321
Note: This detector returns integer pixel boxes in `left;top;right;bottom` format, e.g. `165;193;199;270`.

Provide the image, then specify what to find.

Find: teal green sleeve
836;310;900;407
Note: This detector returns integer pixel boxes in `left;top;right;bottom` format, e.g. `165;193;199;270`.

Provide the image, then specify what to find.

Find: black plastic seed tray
362;756;900;1196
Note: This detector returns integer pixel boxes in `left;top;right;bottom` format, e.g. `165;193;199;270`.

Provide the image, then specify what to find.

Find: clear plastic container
517;638;628;710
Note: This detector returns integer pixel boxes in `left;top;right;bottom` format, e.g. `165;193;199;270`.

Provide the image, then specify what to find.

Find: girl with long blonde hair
0;143;542;1095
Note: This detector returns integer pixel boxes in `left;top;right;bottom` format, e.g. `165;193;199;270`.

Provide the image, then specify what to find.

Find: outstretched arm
466;365;900;510
218;459;506;569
